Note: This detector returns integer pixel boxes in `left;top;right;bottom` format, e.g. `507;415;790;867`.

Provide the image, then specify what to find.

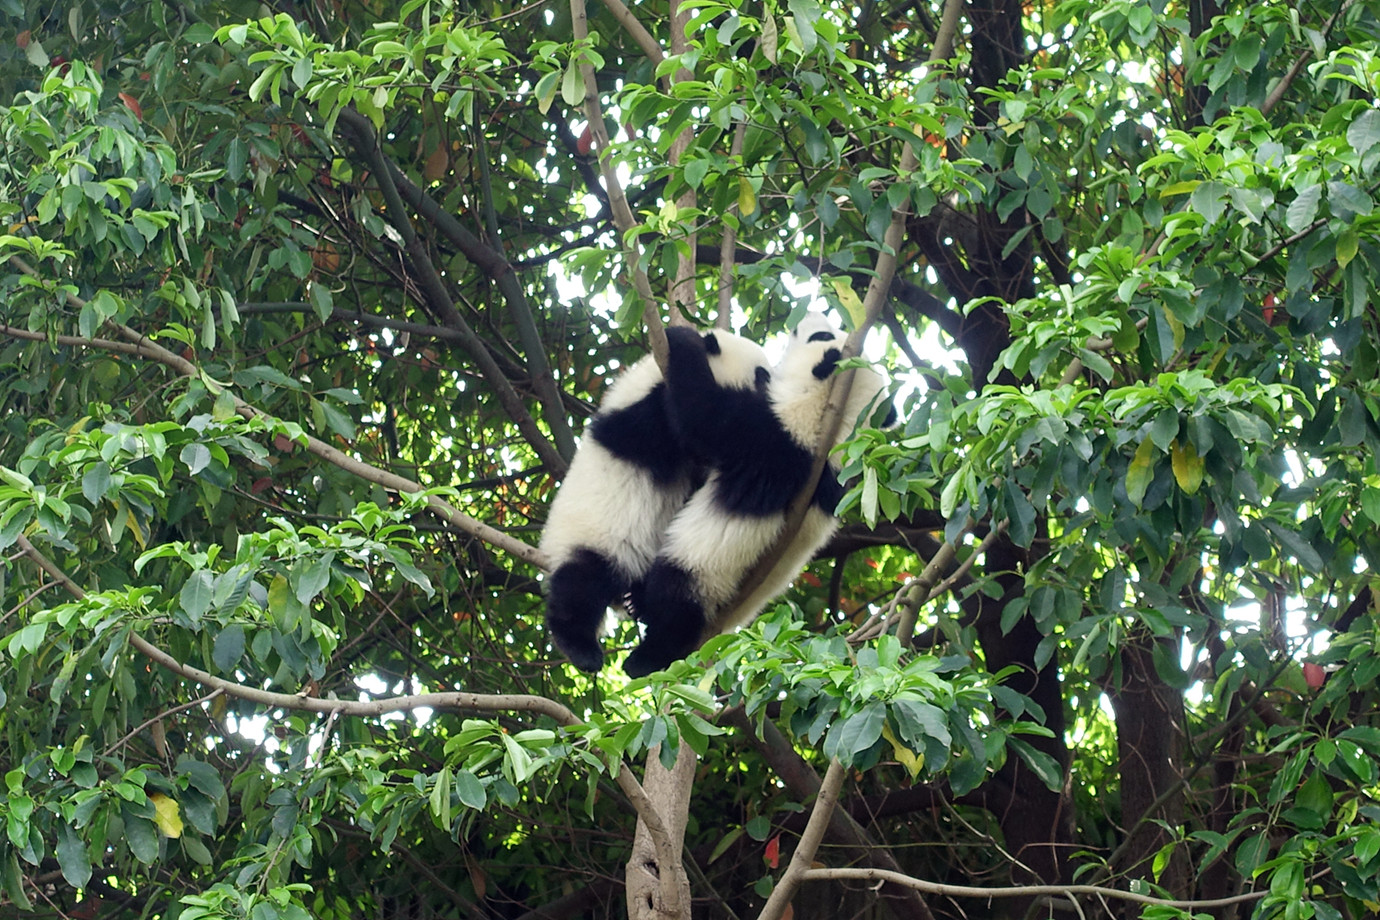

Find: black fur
546;548;627;673
623;561;704;678
627;329;848;676
663;326;838;518
586;383;683;485
545;331;770;673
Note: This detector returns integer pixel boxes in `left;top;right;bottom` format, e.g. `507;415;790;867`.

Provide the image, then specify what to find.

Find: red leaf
764;834;780;869
118;92;143;121
1303;662;1326;691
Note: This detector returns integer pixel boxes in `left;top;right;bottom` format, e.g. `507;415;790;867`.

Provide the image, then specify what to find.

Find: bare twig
792;867;1266;911
105;689;225;755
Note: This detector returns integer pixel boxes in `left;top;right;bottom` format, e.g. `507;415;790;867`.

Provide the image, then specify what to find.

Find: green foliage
4;0;1380;917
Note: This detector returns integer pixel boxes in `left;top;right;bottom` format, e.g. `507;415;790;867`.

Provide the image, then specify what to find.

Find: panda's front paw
552;631;605;673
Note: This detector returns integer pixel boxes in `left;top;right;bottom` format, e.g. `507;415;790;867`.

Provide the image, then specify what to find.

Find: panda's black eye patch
812;348;842;380
702;333;723;355
807;331;836;343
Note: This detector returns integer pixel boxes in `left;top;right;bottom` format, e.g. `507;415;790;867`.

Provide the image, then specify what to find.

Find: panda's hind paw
622;643;668;679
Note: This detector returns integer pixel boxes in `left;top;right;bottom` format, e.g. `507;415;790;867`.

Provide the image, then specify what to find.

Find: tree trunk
626;741;696;920
1109;630;1189;908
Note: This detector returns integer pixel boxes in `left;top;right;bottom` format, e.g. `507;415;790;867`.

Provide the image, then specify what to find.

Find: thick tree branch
596;0;664;66
757;759;847;920
334;109;569;475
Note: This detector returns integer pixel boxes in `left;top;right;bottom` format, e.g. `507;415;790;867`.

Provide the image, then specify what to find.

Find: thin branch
1;262;549;571
724;711;936;920
470;116;579;461
1261;0;1359;116
14;533;678;860
596;0;665;66
716;121;749;329
570;0;675;362
668;0;697;318
792;867;1265;911
720;0;966;623
757;759;847;920
105;689;225;755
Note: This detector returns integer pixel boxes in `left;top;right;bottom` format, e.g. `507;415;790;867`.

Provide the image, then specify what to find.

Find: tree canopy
3;0;1380;918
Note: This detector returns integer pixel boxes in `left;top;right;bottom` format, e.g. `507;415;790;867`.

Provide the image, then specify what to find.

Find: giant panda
623;314;893;678
540;329;770;673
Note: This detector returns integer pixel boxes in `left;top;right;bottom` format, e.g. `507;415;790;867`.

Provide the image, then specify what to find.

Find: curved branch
794;867;1265;911
758;759;847;920
0;264;549;571
14;532;677;860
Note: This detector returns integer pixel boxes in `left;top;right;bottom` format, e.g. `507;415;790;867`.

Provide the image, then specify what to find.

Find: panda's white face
771;313;889;445
704;331;771;391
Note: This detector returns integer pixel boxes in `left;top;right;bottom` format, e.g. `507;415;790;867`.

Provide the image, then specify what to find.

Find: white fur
540;333;769;582
657;314;890;634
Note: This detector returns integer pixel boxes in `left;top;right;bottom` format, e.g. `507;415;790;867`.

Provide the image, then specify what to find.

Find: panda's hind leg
624;560;708;678
546;548;626;672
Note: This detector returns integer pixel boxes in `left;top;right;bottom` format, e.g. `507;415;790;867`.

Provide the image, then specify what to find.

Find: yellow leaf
737;177;757;216
1126;436;1157;508
1170;438;1204;494
1158;180;1201;198
830;280;866;331
881;723;924;780
150;793;184;838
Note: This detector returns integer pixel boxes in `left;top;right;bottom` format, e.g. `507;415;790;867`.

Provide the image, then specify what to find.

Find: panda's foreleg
623;560;707;678
545;547;627;672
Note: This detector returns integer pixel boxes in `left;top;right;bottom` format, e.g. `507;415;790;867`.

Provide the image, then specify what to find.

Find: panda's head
775;313;846;387
701;330;771;392
772;313;894;439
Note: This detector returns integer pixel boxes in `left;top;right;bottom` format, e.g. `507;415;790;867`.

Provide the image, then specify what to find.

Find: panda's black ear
754;366;771;392
701;332;722;356
807;330;836;343
812;348;842;380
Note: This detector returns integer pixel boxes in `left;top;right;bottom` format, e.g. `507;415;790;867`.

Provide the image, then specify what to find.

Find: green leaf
1007;737;1063;791
179;570;214;624
56;823;91;889
454;770;486;810
212;624;246;672
823;702;886;763
1347;107;1380;156
1261;520;1324;570
1286;184;1321;233
561;60;584;107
